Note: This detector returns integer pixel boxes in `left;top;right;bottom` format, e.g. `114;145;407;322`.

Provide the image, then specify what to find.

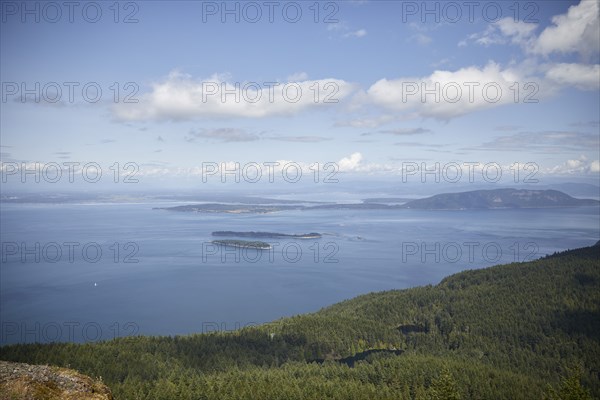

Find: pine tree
428;366;460;400
544;370;593;400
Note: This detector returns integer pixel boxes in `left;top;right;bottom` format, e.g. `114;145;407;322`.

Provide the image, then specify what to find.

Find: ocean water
1;202;598;344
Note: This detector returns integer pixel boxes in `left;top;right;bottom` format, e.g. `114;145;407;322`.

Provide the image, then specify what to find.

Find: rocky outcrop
0;360;112;400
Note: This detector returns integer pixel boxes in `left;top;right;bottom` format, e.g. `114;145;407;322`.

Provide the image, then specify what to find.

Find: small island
211;239;272;250
212;231;322;239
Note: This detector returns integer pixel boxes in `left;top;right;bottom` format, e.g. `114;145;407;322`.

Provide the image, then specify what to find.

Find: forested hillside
1;243;598;399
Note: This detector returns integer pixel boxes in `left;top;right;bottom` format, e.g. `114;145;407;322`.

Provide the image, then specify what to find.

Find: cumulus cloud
547;155;600;175
130;152;393;177
461;18;537;48
366;62;526;120
335;153;393;173
532;0;599;57
110;3;597;126
113;71;355;121
457;1;599;96
465;1;599;58
496;18;538;43
338;152;363;171
545;63;600;90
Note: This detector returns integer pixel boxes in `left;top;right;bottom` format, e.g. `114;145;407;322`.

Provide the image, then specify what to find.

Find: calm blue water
1;203;599;344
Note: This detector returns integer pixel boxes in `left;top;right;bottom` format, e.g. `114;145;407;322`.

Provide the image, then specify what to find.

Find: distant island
154;204;300;214
362;197;414;204
155;189;599;214
211;239;272;250
213;231;322;239
400;188;600;210
156;203;394;213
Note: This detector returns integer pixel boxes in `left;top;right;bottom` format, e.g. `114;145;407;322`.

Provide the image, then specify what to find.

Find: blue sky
1;0;599;188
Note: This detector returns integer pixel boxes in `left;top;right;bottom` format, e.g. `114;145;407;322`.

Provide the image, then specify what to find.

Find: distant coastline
154;189;600;214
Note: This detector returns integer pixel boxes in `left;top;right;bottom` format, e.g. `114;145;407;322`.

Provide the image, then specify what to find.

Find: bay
1;202;598;344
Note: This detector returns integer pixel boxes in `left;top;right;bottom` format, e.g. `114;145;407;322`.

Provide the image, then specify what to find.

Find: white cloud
474;28;506;46
287;72;309;82
462;18;537;48
66;154;598;180
465;1;599;57
344;29;367;38
532;0;599;57
366;62;525;120
340;154;395;174
338;152;363;171
545;63;600;90
113;71;355;121
462;1;599;59
456;3;599;95
131;152;395;178
495;18;537;44
547;155;600;175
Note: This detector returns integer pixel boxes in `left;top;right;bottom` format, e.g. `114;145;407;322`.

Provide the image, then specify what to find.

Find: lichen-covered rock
0;360;113;400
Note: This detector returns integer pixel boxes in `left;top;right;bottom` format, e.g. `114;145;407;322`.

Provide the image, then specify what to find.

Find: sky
1;0;599;190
